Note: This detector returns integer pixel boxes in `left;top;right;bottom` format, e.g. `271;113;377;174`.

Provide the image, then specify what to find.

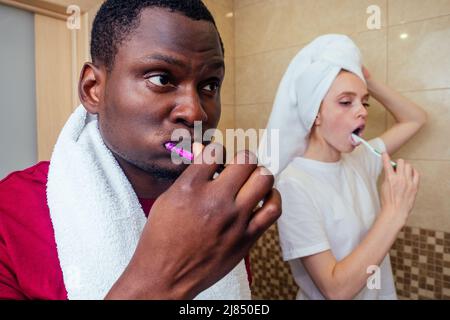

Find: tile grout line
388;12;450;29
386;2;390;133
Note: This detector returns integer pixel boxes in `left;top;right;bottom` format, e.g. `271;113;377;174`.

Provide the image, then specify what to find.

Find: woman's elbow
418;108;428;127
409;109;428;134
321;286;355;300
322;290;343;300
324;291;352;300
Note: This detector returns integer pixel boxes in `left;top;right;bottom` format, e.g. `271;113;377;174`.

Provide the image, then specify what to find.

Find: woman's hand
379;153;420;229
362;65;372;82
362;65;375;91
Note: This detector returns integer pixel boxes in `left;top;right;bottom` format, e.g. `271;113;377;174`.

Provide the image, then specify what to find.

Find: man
0;0;281;299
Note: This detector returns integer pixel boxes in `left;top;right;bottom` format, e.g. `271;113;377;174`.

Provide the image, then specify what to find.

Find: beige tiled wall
386;1;450;233
233;0;450;234
203;0;235;133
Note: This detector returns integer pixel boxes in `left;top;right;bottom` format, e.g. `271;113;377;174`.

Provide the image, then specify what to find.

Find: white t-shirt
277;138;397;300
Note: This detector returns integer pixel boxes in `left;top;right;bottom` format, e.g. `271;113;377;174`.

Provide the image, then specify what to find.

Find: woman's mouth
350;125;365;146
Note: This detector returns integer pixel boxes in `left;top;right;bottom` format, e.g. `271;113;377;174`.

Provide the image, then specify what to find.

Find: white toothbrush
351;134;397;168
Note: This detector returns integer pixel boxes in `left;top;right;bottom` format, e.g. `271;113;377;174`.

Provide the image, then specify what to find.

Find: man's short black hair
91;0;224;71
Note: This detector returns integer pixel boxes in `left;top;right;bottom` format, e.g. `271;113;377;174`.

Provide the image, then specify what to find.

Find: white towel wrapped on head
258;34;365;175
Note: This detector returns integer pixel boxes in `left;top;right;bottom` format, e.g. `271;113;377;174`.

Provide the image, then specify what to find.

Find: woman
258;34;427;300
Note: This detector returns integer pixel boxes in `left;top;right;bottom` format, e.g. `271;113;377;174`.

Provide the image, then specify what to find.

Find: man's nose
170;87;208;127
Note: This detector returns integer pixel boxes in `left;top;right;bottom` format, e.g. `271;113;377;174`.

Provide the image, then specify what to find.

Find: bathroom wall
204;0;235;134
383;0;450;299
0;4;37;179
232;0;450;299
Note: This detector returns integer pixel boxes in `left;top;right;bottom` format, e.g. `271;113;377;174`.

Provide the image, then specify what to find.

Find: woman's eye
363;103;371;108
340;101;352;106
148;75;171;87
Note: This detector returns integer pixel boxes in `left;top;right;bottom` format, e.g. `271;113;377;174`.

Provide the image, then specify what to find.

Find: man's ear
78;62;105;114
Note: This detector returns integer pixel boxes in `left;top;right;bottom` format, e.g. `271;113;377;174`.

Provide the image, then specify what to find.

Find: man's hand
105;144;281;299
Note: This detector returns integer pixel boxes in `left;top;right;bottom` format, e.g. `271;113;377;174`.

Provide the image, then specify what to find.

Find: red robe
0;162;251;299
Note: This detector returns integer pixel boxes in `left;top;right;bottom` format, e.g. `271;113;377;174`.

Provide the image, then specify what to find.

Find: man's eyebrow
140;54;187;68
207;60;225;70
138;54;225;72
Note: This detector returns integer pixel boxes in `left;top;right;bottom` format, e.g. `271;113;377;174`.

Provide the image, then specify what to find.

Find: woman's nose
357;102;369;119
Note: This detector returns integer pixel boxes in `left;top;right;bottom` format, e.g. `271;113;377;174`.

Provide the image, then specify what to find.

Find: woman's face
313;70;370;154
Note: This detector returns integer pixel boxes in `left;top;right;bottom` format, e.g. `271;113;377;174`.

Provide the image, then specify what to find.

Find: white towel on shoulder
47;105;251;300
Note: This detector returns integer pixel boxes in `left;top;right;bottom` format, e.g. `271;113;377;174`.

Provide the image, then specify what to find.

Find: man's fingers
179;143;226;183
235;166;274;214
192;142;204;158
246;188;282;239
214;150;258;196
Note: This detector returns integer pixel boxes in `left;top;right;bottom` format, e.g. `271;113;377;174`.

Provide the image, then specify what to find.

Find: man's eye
148;75;171;87
203;82;219;92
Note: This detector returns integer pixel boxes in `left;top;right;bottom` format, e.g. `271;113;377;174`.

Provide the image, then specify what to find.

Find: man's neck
114;156;172;199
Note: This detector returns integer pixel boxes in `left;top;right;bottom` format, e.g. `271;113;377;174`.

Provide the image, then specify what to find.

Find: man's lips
164;142;194;161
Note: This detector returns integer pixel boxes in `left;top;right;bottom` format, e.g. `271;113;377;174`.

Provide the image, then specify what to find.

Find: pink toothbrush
164;142;194;161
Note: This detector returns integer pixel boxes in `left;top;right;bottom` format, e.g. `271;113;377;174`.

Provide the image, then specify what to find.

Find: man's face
98;8;224;180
